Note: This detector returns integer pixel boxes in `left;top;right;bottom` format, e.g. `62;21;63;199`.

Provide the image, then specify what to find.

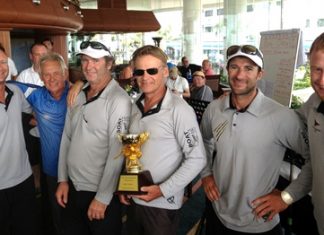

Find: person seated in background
190;71;214;102
119;64;133;80
166;66;190;98
202;59;215;76
178;56;202;82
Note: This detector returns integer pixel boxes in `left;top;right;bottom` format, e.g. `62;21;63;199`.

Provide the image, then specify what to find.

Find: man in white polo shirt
119;45;206;235
17;42;48;192
0;40;37;235
254;33;324;235
200;45;309;235
56;41;131;235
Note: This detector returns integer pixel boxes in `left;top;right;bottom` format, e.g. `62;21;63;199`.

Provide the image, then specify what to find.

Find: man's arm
182;78;191;98
200;103;221;201
152;102;207;201
252;108;312;221
88;94;131;220
56;101;76;208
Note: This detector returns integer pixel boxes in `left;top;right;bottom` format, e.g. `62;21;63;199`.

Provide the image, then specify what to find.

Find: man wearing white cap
200;45;309;234
56;41;131;235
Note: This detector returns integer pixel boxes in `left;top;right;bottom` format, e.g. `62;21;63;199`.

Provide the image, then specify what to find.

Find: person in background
0;42;37;235
56;40;131;235
200;44;309;234
202;59;215;76
166;65;190;98
17;42;48;193
42;38;54;52
17;42;48;86
178;56;201;83
253;32;324;235
17;42;48;194
11;53;69;235
119;45;206;235
190;71;214;102
119;64;133;80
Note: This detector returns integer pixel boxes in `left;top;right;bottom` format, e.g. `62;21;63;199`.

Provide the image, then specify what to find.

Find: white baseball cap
77;41;112;59
226;45;264;68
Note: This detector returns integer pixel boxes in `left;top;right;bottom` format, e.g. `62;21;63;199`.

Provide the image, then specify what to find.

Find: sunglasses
226;45;263;59
80;41;111;53
133;67;162;76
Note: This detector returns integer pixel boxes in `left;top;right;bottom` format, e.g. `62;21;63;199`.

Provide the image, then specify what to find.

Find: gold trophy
115;132;153;195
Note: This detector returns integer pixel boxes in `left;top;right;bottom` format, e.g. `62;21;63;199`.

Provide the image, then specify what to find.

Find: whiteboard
258;29;301;106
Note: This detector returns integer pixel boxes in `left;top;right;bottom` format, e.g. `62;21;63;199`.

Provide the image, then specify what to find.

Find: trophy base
115;170;153;195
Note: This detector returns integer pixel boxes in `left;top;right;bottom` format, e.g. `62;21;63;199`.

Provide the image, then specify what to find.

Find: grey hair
39;52;67;75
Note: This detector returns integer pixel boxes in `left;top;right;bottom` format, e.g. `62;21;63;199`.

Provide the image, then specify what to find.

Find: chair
205;75;224;98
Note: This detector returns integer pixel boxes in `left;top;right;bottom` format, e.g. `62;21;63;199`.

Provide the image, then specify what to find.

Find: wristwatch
281;191;294;205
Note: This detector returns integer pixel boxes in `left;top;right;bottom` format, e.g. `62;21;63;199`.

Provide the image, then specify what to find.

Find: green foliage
290;95;304;109
293;63;311;90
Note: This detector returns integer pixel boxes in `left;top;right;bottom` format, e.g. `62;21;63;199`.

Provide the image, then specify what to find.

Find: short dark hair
181;56;188;62
30;42;47;53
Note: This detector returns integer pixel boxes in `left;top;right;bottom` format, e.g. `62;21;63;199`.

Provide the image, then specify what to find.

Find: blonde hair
132;45;168;66
39;53;67;75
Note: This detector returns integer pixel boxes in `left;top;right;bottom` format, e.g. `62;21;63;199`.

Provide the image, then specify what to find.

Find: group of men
0;32;323;235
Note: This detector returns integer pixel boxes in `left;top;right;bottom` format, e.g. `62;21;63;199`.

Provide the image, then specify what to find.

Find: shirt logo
184;127;199;148
213;120;228;141
312;119;321;133
116;116;129;134
167;196;175;204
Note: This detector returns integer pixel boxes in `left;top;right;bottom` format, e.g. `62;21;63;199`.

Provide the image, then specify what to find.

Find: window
247;5;253;12
204;26;213;33
205;10;213;17
317;19;324;27
217;8;224;15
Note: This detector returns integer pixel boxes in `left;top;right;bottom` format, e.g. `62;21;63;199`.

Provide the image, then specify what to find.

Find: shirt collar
224;89;265;116
135;87;174;117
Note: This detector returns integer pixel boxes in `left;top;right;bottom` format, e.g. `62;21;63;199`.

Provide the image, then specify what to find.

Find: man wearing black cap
56;41;131;235
200;45;309;234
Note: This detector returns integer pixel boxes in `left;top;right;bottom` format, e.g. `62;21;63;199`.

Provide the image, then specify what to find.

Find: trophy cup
115;132;153;195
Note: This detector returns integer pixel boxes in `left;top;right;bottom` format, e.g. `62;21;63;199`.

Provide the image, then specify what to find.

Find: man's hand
29;117;37;126
56;182;69;208
119;194;132;205
87;199;108;221
252;189;289;221
201;175;220;201
67;80;84;107
133;185;162;202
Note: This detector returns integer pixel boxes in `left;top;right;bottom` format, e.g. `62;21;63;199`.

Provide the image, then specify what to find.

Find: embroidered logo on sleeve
312;119;321;133
213;120;228;141
184;127;199;148
116;116;130;134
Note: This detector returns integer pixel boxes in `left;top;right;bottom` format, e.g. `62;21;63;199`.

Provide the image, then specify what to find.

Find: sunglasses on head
133;67;161;76
80;41;110;53
226;45;262;59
